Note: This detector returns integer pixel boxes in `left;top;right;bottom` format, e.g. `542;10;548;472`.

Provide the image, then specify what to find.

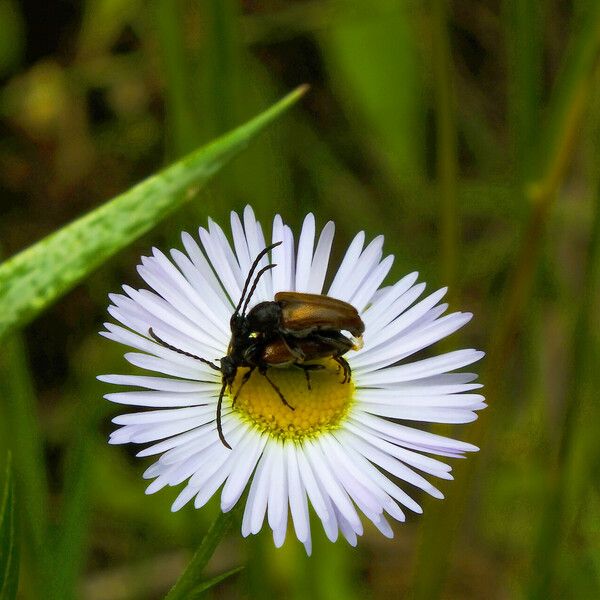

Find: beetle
148;241;365;449
245;291;364;343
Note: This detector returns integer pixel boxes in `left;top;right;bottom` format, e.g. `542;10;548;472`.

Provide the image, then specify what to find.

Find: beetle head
245;301;281;334
220;355;238;384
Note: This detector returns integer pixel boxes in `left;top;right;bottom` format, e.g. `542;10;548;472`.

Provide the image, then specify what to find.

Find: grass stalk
46;414;93;599
0;333;50;598
410;2;459;595
155;0;202;157
206;0;240;136
432;0;458;297
526;165;600;599
410;3;600;597
504;0;543;180
164;508;238;600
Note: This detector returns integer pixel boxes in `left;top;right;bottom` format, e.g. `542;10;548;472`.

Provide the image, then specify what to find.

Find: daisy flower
100;206;485;554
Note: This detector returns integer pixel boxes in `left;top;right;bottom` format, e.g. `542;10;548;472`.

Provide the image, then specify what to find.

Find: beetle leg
260;369;295;410
293;363;325;391
232;366;255;407
333;356;352;384
148;328;220;371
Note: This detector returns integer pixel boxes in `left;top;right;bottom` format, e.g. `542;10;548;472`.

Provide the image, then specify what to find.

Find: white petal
271;216;295;294
327;231;365;298
105;390;215;408
250;443;277;534
362;272;418;326
221;433;266;511
352;412;479;454
334;432;419;514
198;225;242;306
355;388;485;407
267;442;288;531
304;441;363;534
230;211;252;280
172;485;198;512
342;426;444;498
136;426;211;457
306;221;335;294
350;254;394;313
242;447;269;537
195;430;258;510
336;508;358;546
331;235;384;302
295;213;315;292
357;404;480;424
296;447;330;525
317;437;383;516
98;374;213;393
363;282;426;337
285;442;310;543
355;287;448;362
357;349;485;386
180;231;231;308
124;352;217;381
242;205;272;302
170;245;231;322
354;312;472;371
112;405;213;425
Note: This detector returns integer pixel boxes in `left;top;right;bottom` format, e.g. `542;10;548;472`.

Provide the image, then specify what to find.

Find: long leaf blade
0;85;307;340
188;565;243;599
0;456;19;600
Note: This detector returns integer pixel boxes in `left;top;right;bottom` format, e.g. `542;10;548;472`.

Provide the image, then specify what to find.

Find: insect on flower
149;241;366;449
101;207;485;553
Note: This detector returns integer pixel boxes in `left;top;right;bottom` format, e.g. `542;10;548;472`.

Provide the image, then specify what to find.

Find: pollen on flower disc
230;359;355;441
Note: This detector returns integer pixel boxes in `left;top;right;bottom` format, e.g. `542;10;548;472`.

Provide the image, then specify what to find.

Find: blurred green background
1;0;600;598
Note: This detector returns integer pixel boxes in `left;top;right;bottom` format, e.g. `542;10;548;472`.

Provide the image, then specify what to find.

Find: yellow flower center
229;358;355;441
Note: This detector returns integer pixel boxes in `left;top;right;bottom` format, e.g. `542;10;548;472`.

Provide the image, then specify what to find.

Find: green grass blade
155;0;202;157
529;1;600;201
410;4;600;598
0;455;19;600
431;0;458;298
187;565;243;598
0;85;307;340
321;0;423;181
526;173;600;599
164;509;237;600
45;400;98;600
203;0;241;138
504;0;543;181
0;333;49;595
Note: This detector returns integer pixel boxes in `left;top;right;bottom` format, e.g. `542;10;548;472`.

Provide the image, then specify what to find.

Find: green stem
164;509;238;600
206;0;240;137
410;3;600;597
0;333;49;598
45;399;100;600
504;0;543;180
155;0;202;157
529;2;600;203
526;178;600;599
411;4;459;595
432;0;458;296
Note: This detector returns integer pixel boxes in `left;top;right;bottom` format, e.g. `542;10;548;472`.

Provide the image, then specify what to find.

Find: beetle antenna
216;381;231;449
241;263;276;316
234;241;282;316
148;328;220;371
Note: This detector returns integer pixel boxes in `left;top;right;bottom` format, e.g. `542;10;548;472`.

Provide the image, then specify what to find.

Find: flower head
100;206;485;554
